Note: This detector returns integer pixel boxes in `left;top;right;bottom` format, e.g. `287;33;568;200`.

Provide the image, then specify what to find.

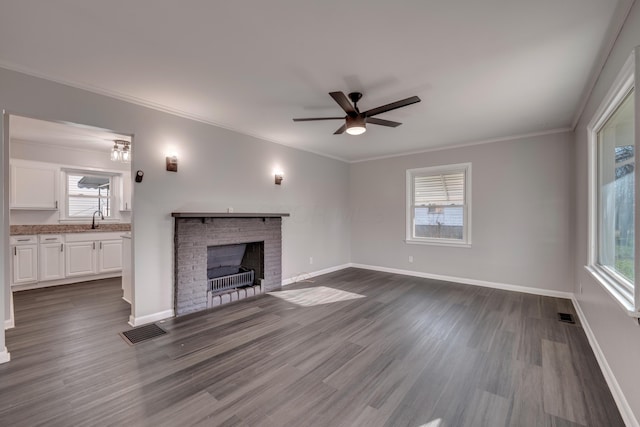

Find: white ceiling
10;115;131;152
0;1;631;162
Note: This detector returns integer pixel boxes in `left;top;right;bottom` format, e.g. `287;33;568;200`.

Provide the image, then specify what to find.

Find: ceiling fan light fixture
346;116;366;136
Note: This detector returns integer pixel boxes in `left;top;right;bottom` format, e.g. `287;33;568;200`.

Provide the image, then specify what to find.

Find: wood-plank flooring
0;269;624;426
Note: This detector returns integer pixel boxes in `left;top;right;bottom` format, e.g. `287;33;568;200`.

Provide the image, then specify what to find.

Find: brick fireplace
172;213;289;316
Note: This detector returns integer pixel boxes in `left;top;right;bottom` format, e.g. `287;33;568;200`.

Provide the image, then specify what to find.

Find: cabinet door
39;242;65;281
13;244;38;284
120;172;132;211
10;162;58;209
121;237;132;303
65;241;96;277
98;239;123;273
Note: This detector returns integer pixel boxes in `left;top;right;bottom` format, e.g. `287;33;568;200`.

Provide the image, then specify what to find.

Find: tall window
588;48;638;313
65;172;113;218
598;91;635;285
406;163;471;246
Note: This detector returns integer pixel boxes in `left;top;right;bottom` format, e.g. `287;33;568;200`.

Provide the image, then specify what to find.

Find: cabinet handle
17;238;30;242
61;243;64;252
14;247;16;256
93;242;96;250
55;201;58;209
45;238;56;241
100;242;103;250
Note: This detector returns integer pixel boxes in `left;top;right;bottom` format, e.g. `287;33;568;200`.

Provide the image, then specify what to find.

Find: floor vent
120;324;167;345
557;312;575;324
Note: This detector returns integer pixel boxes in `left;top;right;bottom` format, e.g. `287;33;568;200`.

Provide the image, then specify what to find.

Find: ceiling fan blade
363;96;421;117
333;123;347;134
367;117;402;128
329;92;356;115
293;117;344;122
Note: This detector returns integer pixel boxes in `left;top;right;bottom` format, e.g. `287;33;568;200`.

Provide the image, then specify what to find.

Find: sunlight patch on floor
268;286;366;307
417;419;442;427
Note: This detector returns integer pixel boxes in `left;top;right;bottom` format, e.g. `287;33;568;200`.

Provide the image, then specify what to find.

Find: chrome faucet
91;210;104;229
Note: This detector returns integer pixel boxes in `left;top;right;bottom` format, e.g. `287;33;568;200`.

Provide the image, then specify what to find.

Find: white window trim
405;162;472;247
586;46;640;317
59;168;122;223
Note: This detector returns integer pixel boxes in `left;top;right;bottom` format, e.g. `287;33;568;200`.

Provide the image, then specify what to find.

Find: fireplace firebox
206;242;263;306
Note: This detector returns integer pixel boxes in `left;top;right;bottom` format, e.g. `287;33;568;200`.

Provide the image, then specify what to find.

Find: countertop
10;223;132;236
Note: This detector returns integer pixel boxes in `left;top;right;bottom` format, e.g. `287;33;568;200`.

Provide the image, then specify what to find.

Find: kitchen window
63;171;116;219
406;163;471;246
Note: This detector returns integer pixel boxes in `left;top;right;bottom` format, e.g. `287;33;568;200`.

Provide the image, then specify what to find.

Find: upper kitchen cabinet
120;171;132;211
10;160;59;210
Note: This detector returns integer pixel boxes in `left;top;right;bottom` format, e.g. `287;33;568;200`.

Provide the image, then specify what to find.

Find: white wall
0;67;351;332
10;138;131;225
574;1;640;424
350;131;574;294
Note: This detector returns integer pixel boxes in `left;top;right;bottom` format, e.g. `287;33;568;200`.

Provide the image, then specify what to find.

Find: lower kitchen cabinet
98;239;123;273
10;231;126;290
39;235;65;281
65;234;124;277
11;235;38;285
65;241;96;277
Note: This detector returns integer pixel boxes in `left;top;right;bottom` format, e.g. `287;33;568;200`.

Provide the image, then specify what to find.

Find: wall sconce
166;155;178;172
274;173;284;185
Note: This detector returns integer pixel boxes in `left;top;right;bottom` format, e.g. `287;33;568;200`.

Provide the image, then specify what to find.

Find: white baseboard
350;263;574;299
128;309;174;327
572;297;639;427
0;346;10;364
282;263;352;286
4;291;14;330
11;272;122;292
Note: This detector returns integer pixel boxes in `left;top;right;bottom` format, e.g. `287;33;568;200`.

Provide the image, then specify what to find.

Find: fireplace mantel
172;212;290;218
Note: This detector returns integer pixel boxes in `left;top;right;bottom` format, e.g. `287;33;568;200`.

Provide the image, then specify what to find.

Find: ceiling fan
293;91;421;135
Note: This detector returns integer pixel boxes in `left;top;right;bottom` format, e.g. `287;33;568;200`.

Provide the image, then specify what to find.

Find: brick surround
174;217;282;316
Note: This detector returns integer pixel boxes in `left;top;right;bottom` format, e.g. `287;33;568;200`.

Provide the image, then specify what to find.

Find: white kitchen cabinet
65;241;96;277
65;232;123;277
98;239;123;273
121;234;132;303
39;235;65;281
120;172;132;211
11;235;38;285
10;161;59;210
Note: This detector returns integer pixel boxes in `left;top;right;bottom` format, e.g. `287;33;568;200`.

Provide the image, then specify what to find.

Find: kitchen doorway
5;113;134;328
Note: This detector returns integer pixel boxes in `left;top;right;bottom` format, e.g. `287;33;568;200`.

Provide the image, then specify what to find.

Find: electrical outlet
408;255;413;263
309;256;313;265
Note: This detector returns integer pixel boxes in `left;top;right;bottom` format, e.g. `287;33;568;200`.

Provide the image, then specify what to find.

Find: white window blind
414;172;465;206
406;163;471;246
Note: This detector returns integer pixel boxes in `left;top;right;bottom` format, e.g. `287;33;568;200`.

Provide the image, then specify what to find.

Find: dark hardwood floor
0;269;624;426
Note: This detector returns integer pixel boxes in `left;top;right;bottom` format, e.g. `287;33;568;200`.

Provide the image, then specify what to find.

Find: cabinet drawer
10;235;37;245
39;234;63;244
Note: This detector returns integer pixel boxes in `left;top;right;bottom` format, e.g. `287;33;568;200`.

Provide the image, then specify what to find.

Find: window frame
586;47;639;316
406;162;472;247
59;168;121;222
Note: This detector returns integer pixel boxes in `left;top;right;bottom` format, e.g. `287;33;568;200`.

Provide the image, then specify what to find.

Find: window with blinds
65;172;114;218
406;163;471;245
